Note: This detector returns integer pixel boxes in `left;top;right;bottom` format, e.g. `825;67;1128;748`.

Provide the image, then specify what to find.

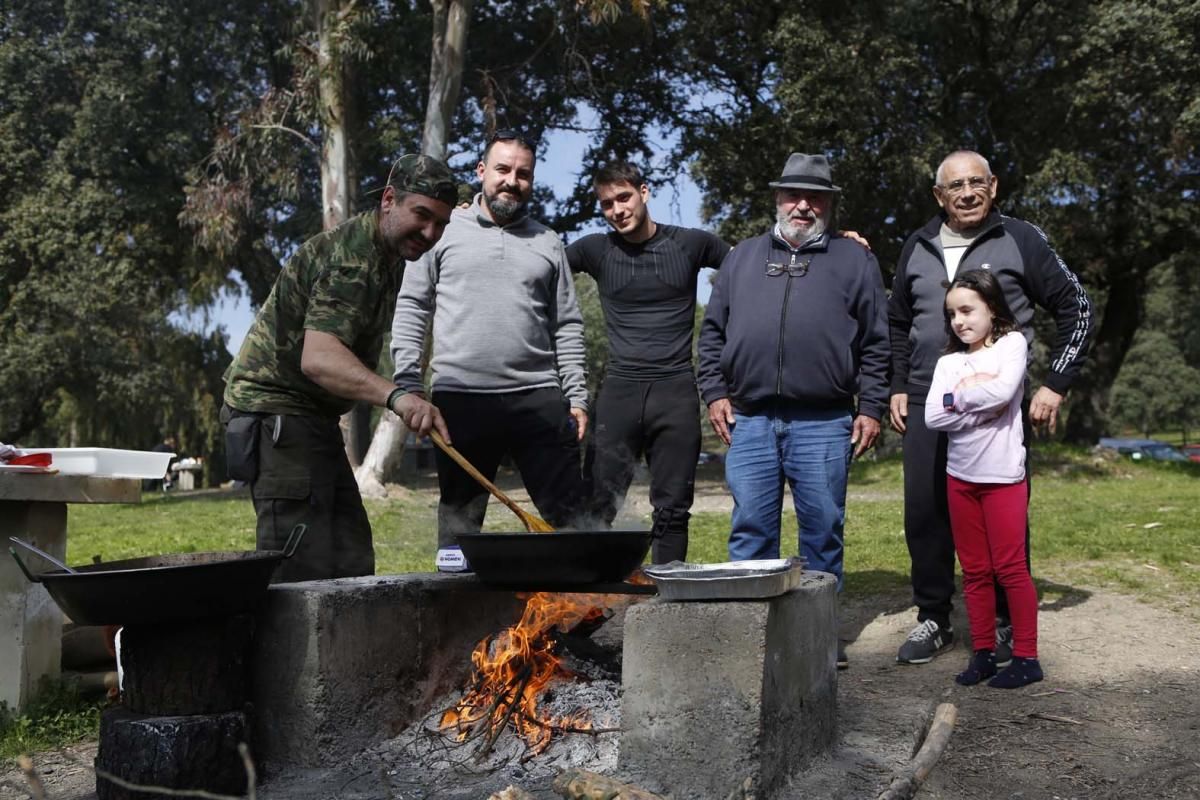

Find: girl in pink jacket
926;268;1042;689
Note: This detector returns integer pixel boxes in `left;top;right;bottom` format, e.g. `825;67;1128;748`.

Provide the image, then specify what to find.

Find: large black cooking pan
8;526;305;626
457;530;652;588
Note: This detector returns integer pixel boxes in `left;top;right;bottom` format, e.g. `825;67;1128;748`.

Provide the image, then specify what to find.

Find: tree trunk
316;0;369;467
423;0;474;162
354;408;408;498
1063;276;1142;442
317;0;355;233
120;615;254;716
356;0;473;493
96;707;249;800
1063;188;1146;444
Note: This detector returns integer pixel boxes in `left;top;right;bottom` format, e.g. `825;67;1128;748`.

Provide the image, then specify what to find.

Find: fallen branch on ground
877;702;958;800
1029;712;1083;725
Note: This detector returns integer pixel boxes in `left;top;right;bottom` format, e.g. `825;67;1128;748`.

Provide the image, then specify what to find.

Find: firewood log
553;768;665;800
877;702;958;800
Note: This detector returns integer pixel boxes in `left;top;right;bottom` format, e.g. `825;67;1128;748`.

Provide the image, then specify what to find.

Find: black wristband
386;387;408;412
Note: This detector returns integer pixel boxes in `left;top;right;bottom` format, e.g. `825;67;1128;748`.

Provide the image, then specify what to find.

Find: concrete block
0;474;141;504
250;573;526;772
1;501;67;712
619;572;838;799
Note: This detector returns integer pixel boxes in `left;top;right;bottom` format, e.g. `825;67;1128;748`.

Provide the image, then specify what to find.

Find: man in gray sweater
391;131;589;558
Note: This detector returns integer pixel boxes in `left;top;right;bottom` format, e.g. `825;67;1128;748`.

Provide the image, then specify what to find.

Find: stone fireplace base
618;572;838;798
250;573;526;773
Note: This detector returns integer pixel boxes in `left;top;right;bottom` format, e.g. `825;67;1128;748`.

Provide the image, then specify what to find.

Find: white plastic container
25;448;175;479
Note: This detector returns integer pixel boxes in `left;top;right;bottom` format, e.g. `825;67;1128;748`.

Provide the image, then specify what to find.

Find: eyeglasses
937;176;992;195
488;128;539;151
766;257;810;277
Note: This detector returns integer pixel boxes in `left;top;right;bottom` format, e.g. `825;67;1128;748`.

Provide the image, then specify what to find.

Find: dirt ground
5;476;1200;800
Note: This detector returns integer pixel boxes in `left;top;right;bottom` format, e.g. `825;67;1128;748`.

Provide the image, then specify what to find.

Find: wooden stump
95;706;250;800
120;614;254;715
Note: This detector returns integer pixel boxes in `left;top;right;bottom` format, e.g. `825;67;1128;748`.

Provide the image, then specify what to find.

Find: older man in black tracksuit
698;153;889;667
890;150;1092;665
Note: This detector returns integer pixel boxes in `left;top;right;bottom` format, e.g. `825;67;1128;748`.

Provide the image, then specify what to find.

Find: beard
484;185;527;223
398;232;433;260
776;207;828;243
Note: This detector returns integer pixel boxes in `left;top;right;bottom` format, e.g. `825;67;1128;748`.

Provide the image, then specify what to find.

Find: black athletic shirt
566;225;731;380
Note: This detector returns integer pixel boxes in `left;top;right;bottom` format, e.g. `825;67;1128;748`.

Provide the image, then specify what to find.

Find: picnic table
0;472;140;711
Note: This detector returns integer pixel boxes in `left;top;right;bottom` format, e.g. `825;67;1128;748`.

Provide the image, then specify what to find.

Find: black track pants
585;374;700;563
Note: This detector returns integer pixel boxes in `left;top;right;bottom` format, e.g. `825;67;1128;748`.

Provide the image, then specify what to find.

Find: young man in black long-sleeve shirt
566;162;730;563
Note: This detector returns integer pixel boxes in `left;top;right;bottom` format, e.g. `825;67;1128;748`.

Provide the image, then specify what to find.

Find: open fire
438;591;618;759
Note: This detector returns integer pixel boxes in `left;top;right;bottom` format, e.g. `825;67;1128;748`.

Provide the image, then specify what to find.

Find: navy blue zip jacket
697;229;890;420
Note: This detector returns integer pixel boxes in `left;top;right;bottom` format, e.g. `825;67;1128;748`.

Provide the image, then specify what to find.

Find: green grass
0;681;103;762
8;445;1197;763
62;448;1199;602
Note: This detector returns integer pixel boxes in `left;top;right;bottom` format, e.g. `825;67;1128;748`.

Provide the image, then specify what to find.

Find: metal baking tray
643;557;806;601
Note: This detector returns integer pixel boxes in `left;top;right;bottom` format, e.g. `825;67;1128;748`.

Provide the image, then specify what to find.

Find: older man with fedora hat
698;152;889;664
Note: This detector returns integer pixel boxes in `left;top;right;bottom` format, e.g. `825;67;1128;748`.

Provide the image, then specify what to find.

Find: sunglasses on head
488;128;539;150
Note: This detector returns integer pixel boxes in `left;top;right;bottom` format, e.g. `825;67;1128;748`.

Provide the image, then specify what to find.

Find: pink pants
947;475;1038;658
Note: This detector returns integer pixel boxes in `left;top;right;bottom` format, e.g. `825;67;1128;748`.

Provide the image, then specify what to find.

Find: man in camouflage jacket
222;155;456;582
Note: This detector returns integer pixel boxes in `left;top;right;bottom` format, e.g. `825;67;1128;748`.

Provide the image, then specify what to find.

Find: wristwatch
942;392;955;411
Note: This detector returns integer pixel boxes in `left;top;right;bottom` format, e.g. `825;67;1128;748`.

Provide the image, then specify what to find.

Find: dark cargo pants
224;407;374;583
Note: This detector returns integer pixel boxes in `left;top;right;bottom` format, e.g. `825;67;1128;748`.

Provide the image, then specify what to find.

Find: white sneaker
436;546;471;573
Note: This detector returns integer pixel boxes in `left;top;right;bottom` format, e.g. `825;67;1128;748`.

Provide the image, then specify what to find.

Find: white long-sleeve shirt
925;332;1028;484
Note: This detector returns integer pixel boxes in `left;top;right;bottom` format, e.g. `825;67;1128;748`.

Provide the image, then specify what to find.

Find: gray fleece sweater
391;196;588;409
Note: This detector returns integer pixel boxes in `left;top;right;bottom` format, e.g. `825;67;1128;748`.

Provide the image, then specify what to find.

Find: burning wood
439;592;618;760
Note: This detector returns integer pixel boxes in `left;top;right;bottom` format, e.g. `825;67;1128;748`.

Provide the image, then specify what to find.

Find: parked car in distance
1097;437;1191;462
1181;443;1200;464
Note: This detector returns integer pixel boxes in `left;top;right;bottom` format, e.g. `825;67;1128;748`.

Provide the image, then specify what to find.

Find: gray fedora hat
769;153;841;192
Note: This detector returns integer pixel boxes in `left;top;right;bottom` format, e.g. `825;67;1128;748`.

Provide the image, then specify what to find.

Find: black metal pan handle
8;537;78;582
8;536;76;581
8;546;41;583
282;524;307;558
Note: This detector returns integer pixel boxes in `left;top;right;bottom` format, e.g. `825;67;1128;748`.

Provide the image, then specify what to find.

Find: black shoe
836;642;849;670
988;656;1043;689
896;619;955;664
955;649;998;686
995;621;1014;667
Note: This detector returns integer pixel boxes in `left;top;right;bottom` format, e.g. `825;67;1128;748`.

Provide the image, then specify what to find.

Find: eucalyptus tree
0;0;291;471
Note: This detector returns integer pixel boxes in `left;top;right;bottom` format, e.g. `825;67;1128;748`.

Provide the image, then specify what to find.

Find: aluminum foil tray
643;557;806;601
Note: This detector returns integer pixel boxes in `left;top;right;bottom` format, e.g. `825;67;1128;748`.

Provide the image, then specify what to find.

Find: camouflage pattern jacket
224;212;401;418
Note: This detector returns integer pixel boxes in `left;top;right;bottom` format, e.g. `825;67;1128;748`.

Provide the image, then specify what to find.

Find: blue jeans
725;407;853;589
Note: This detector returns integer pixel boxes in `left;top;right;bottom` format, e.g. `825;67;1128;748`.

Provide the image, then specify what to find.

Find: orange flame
440;592;610;756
